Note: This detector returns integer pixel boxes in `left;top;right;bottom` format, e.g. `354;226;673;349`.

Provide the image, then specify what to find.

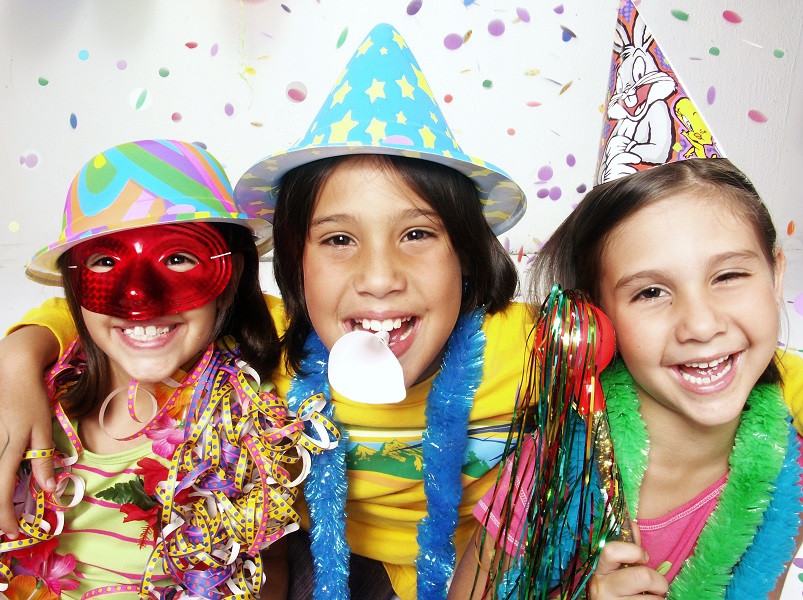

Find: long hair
57;223;280;419
529;158;781;383
273;153;518;373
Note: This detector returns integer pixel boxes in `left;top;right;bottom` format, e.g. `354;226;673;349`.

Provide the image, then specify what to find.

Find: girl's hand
0;326;60;537
588;525;669;599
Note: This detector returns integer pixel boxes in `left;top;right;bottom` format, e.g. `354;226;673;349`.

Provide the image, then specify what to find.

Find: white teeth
684;356;728;369
123;325;171;341
680;360;732;385
357;317;409;333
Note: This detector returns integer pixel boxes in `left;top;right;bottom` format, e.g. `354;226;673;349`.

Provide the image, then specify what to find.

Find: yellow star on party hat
234;22;526;237
596;0;724;184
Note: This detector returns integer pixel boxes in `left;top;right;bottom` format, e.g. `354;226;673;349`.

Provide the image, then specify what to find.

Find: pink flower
12;539;80;596
145;413;184;458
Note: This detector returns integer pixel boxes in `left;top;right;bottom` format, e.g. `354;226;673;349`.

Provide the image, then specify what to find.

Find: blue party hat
235;23;526;236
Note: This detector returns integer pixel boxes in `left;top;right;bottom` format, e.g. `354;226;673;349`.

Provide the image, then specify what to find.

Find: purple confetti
444;33;463;50
554;4;564;14
211;43;219;57
516;8;531;22
281;4;291;12
116;59;127;70
224;103;234;116
549;186;562;201
566;153;576;167
537;165;554;181
488;19;505;36
576;183;587;193
793;293;803;317
561;25;576;41
407;0;422;15
20;153;39;168
536;188;550;199
707;86;716;105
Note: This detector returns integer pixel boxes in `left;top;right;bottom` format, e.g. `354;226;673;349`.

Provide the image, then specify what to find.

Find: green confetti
482;79;493;89
773;49;785;58
337;27;348;49
135;88;148;110
159;67;170;77
671;9;689;21
38;76;49;86
709;47;720;56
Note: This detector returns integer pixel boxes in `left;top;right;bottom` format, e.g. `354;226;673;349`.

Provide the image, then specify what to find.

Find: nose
353;246;405;298
117;262;164;316
673;291;727;344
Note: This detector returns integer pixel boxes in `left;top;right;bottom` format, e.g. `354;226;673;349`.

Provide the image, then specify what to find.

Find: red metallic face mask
67;223;232;320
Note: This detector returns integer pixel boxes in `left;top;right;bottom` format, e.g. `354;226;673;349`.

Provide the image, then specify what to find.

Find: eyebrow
613;250;764;290
309;207;440;229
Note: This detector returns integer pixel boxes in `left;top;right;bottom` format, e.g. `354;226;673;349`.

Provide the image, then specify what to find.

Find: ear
217;254;244;311
773;246;786;305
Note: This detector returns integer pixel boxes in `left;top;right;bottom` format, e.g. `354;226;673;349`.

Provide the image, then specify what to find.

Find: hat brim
234;141;527;236
26;214;272;287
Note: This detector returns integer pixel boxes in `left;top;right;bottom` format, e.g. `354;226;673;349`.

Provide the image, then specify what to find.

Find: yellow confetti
250;122;264;127
559;80;573;95
524;69;541;76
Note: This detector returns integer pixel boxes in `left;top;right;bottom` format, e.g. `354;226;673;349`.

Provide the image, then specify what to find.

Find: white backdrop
2;0;802;353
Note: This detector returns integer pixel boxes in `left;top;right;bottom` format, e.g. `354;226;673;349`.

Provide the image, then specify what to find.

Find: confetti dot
482;79;493;89
566;154;576;167
554;5;564;14
576;183;587;193
281;4;291;12
38;77;49;86
788;221;795;236
463;30;473;43
407;0;422;15
671;9;689;21
707;86;716;104
516;8;531;22
794;293;803;317
20;152;39;168
185;41;198;49
116;59;127;70
130;88;151;110
561;25;576;41
211;43;219;56
443;94;453;103
549;186;562;200
224;103;234;116
747;109;767;123
722;10;742;23
8;221;19;233
159;67;170;78
69;113;77;129
286;81;307;103
506;128;516;136
774;49;785;58
526;100;542;107
536;188;550;199
78;49;89;61
538;165;554;181
709;47;720;56
488;19;505;36
337;28;349;49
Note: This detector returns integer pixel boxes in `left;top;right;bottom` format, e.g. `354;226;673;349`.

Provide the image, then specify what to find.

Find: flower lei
288;309;486;600
602;361;802;599
1;336;339;599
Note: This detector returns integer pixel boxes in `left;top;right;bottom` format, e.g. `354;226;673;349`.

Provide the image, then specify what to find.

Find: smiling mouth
677;354;733;386
351;317;414;346
122;324;176;342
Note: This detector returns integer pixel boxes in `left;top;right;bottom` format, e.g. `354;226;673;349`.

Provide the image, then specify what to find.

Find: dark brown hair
529;158;781;383
273;154;518;373
57;222;280;419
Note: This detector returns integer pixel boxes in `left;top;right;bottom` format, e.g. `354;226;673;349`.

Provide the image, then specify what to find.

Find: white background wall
2;0;802;353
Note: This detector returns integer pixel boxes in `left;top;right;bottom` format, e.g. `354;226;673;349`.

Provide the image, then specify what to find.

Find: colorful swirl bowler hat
27;139;273;286
234;22;526;236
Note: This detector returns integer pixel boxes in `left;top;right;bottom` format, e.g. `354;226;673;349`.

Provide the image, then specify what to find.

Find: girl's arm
0;325;62;536
587;527;668;600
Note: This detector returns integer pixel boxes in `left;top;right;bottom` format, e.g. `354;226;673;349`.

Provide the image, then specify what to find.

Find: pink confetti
210;43;219;57
444;33;463;50
488;19;505;36
20;153;39;168
723;10;742;24
526;101;542;107
185;42;198;49
116;59;127;70
444;94;453;103
537;165;554;181
506;128;516;136
171;112;182;122
516;8;531;22
793;293;803;317
748;109;768;123
706;86;716;105
286;81;308;103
